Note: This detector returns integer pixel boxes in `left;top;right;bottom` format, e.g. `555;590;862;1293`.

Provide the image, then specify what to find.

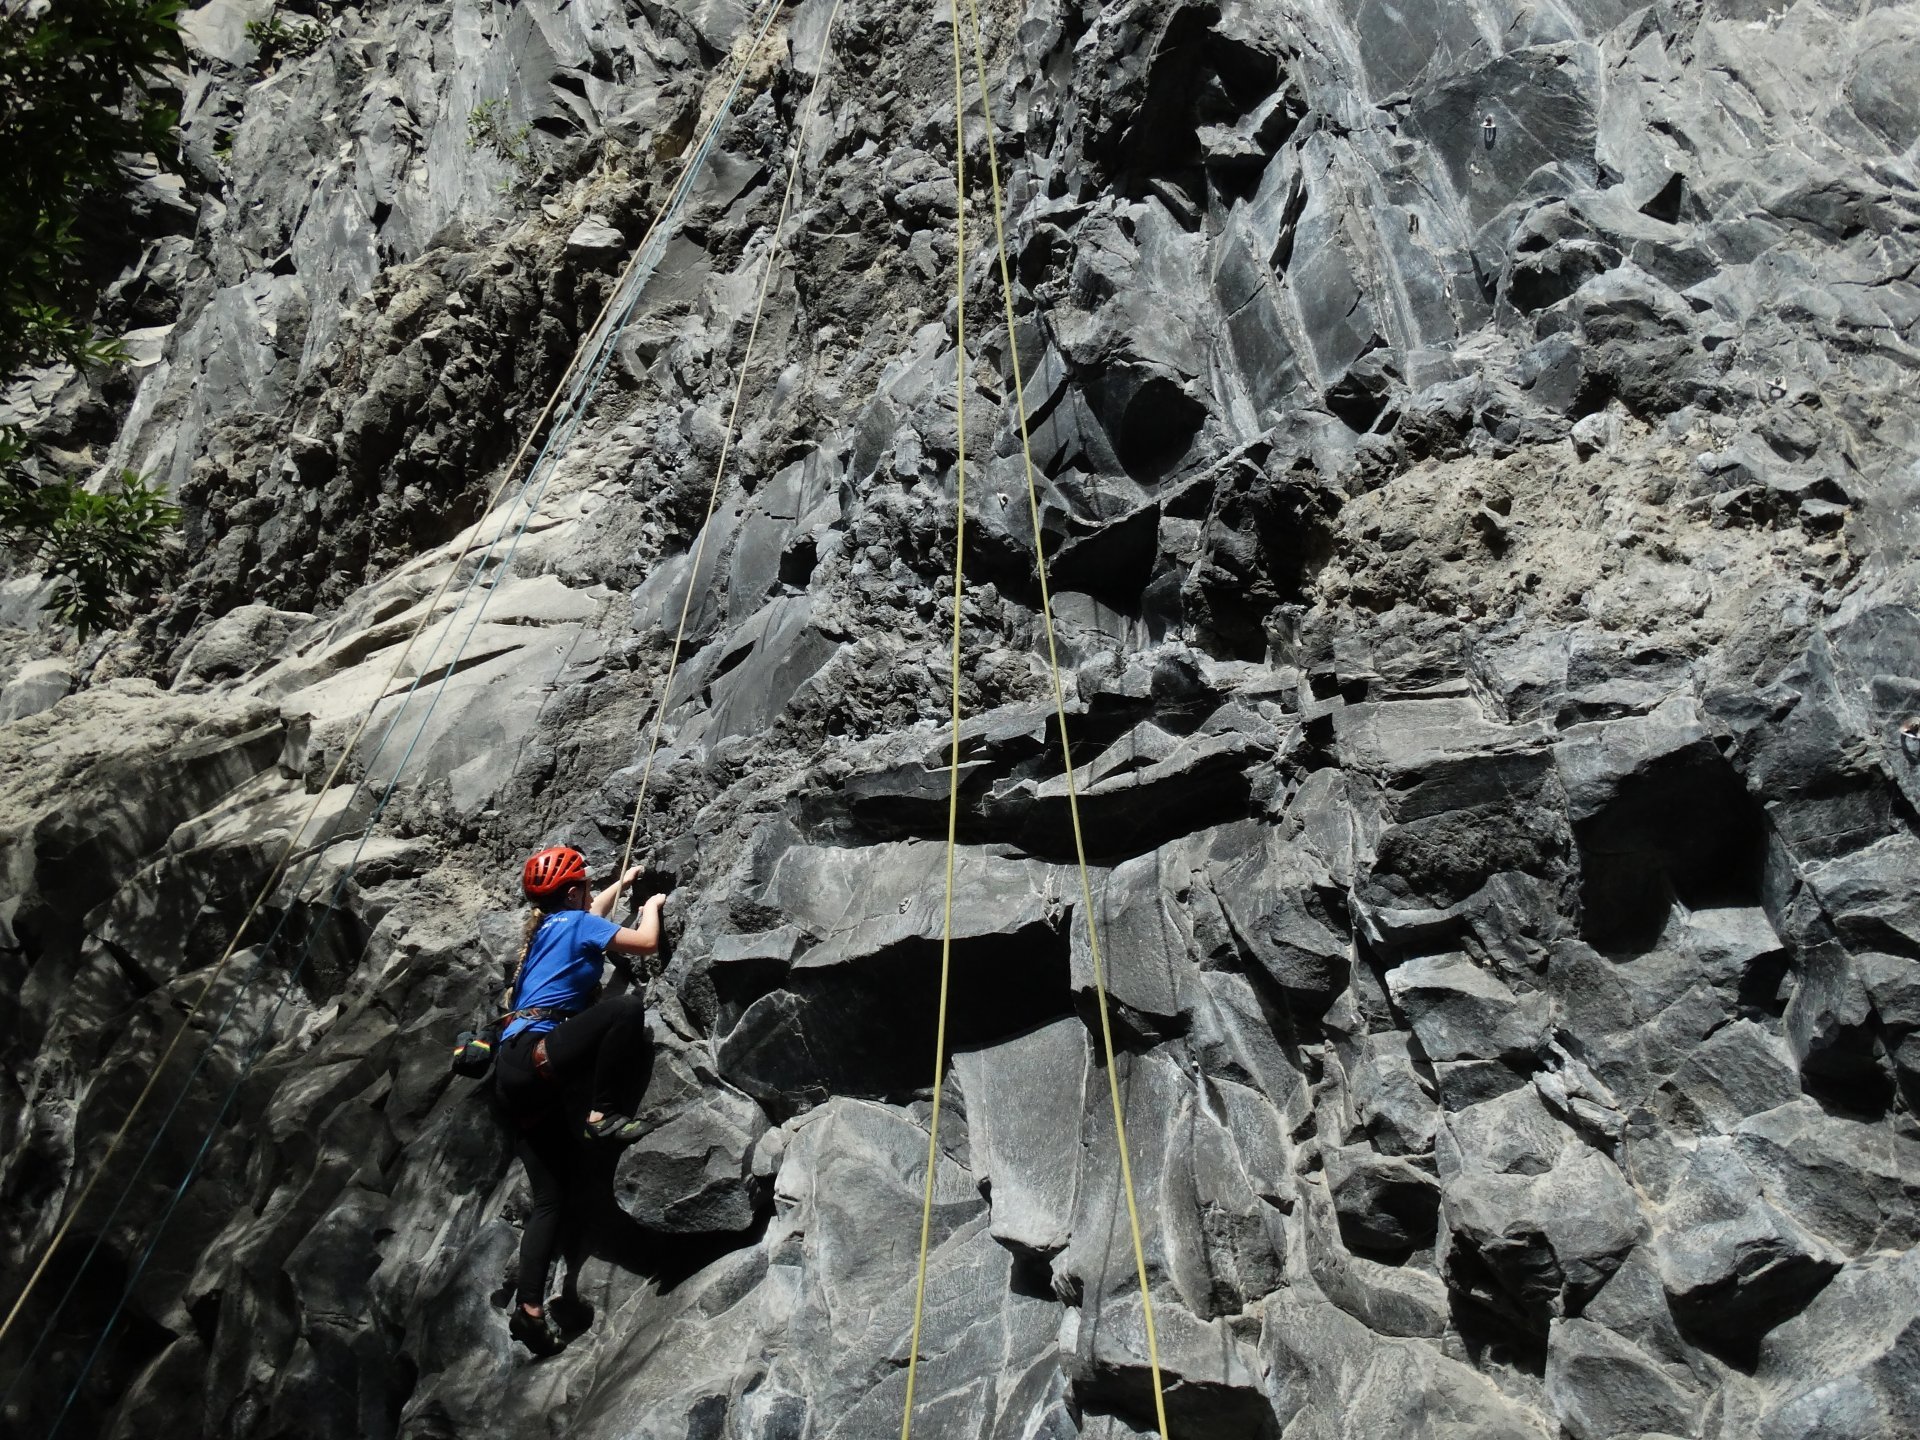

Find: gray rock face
953;1018;1086;1258
1325;1145;1439;1254
1651;1138;1844;1355
1547;1316;1702;1440
612;1020;769;1235
0;657;74;724
1439;1088;1646;1333
1740;1248;1920;1440
5;0;1920;1436
174;602;314;686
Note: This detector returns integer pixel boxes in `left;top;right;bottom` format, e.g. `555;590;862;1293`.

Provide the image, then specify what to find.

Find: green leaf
0;0;188;377
2;429;180;638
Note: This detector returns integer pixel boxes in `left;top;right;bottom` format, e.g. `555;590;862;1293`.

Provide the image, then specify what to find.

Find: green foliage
0;0;187;378
0;429;180;639
245;11;325;68
0;3;185;635
468;97;538;191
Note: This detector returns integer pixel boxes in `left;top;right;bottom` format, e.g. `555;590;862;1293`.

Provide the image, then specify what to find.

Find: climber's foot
583;1112;647;1144
509;1305;565;1358
547;1293;594;1336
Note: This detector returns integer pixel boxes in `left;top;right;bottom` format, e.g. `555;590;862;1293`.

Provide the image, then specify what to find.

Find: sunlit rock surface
4;0;1920;1435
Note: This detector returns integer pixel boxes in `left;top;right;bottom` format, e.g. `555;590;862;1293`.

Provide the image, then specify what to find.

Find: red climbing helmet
522;845;589;901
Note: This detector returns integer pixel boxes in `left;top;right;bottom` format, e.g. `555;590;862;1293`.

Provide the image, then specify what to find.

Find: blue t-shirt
504;910;622;1039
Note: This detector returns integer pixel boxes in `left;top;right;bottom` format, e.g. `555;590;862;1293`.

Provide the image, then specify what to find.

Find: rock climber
495;844;667;1356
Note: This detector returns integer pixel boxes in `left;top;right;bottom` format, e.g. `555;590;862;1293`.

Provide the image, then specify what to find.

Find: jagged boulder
1437;1088;1646;1332
612;1022;769;1234
6;0;1920;1436
1741;1248;1920;1439
1651;1138;1843;1354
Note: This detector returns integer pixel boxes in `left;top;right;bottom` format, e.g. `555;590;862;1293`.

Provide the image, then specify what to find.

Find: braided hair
503;906;545;1008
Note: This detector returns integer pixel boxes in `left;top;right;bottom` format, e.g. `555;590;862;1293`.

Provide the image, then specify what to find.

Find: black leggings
494;995;648;1305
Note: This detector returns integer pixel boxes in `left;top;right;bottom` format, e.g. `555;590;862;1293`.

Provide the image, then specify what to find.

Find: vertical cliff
3;0;1920;1436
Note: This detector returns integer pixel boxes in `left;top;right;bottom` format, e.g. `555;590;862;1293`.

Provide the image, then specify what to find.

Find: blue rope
42;378;585;1438
29;7;784;1428
2;487;538;1422
3;292;572;1421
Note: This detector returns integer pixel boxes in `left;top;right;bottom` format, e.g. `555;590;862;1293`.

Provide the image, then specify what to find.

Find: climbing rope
898;5;972;1436
0;0;786;1397
966;0;1169;1424
42;397;582;1438
615;0;850;882
31;22;801;1399
918;2;1177;1433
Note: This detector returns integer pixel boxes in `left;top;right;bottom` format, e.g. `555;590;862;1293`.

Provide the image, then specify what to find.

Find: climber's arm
590;865;644;918
607;892;667;955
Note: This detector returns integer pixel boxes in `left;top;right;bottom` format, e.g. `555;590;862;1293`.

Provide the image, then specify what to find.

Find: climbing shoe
509;1306;565;1358
583;1112;648;1145
547;1293;594;1338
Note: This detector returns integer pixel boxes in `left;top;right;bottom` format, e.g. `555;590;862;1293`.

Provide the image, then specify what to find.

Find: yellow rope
0;0;787;1353
616;0;848;885
898;4;971;1436
964;0;1170;1430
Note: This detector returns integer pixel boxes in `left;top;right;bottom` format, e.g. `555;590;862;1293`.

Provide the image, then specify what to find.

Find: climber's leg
512;1122;571;1312
539;995;649;1118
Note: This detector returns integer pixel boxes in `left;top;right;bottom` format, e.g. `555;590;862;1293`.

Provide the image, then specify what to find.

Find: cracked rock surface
4;0;1920;1436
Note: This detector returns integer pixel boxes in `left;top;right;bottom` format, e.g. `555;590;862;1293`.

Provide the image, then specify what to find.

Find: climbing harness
902;3;1171;1435
7;0;790;1424
451;1005;580;1080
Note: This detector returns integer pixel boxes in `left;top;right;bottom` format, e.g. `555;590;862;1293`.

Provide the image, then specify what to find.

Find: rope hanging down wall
898;0;974;1431
963;0;1171;1429
0;0;787;1418
900;2;1171;1435
617;0;851;883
